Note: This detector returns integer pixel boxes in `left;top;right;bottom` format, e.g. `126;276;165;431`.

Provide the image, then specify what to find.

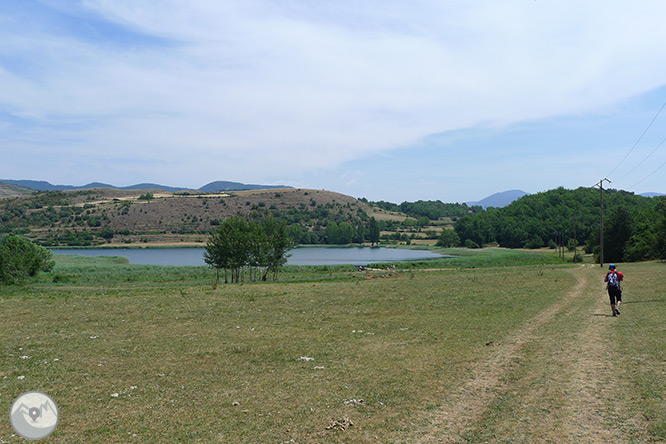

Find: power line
607;98;666;178
615;134;666;181
629;157;666;189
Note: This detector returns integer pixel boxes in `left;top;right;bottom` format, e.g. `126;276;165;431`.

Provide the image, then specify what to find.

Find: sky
2;0;666;203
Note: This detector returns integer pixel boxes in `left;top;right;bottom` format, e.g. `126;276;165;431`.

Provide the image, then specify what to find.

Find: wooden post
595;179;611;267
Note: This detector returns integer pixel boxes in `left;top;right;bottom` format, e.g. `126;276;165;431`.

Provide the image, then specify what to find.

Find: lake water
51;246;448;266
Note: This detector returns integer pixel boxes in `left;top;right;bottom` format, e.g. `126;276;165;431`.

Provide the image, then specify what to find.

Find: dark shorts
608;286;622;305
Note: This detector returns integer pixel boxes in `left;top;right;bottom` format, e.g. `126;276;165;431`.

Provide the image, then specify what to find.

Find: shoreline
48;242;438;251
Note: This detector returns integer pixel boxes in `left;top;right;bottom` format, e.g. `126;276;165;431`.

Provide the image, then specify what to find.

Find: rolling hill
0;187;408;246
0;182;34;198
0;179;290;193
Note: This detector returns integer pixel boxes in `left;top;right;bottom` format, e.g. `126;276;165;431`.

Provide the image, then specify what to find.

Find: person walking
604;264;624;316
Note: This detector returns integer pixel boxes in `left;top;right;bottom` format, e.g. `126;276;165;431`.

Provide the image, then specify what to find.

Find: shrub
524;235;544;249
0;236;55;285
464;239;480;249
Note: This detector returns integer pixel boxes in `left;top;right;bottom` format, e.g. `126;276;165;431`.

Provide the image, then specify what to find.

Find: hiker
604;264;624;316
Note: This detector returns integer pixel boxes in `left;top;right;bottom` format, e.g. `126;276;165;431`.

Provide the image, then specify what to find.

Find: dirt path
410;265;631;443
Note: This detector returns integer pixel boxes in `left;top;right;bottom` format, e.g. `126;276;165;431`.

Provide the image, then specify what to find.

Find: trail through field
411;265;639;443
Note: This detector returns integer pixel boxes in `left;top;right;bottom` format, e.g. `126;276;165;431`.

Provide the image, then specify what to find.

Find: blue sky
2;1;666;203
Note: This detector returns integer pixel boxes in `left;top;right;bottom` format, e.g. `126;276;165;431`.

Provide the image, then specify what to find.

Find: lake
51;246;448;266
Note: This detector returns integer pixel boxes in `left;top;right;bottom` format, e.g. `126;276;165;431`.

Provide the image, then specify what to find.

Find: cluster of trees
589;199;666;262
204;216;292;283
281;215;383;246
0;236;54;285
1;201;109;238
365;199;482;220
322;218;380;245
454;187;666;262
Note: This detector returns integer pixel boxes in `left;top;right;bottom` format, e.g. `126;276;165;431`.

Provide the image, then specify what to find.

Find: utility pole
573;212;578;263
593;179;611;267
560;231;564;261
560;231;564;260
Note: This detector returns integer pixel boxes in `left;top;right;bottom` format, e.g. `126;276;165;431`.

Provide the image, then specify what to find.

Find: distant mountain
639;192;665;198
466;190;529;209
116;183;187;192
1;179;74;191
199;181;289;192
0;179;290;193
0;179;190;192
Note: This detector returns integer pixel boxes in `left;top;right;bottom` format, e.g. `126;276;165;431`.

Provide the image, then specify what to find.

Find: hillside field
1;187;423;246
0;182;33;198
0;251;663;443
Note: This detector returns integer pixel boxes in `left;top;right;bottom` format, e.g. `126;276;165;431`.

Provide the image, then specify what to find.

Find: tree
654;200;666;260
337;222;354;245
604;207;634;262
325;221;340;244
225;216;253;283
436;228;460;248
203;216;251;283
260;216;292;281
0;236;55;285
352;221;365;244
204;219;234;283
367;217;380;246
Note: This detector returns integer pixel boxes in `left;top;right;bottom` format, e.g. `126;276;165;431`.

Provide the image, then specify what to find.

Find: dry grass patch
0;262;568;443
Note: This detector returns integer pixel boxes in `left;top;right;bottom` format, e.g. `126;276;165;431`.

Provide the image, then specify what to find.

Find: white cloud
2;0;666;187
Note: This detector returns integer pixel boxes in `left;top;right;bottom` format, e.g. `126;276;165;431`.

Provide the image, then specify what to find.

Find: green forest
365;198;483;220
453;187;666;262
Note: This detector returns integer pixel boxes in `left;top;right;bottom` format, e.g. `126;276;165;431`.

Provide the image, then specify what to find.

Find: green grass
0;254;663;443
390;245;567;269
612;263;666;442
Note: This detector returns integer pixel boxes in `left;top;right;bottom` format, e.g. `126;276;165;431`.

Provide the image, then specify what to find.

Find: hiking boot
612;312;617;317
615;307;621;315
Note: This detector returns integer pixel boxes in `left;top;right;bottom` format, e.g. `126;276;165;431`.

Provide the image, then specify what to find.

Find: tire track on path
553;267;626;443
477;265;628;443
411;267;589;443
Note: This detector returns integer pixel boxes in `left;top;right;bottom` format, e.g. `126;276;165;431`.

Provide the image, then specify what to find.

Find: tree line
363;198;483;220
453;187;666;262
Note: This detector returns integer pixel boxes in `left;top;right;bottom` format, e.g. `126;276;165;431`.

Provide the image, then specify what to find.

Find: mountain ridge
0;179;291;193
466;190;529;209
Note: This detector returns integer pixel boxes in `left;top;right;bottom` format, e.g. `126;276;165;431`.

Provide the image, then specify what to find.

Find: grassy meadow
0;250;664;443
